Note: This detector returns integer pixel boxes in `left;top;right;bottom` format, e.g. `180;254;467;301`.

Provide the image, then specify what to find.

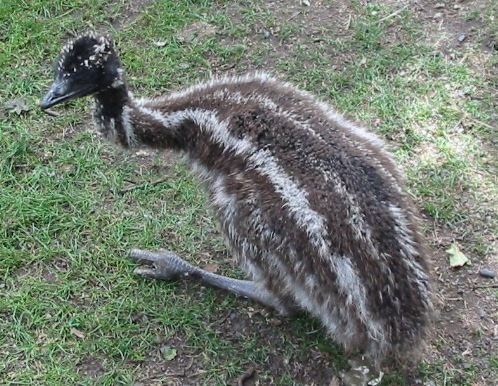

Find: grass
1;0;497;385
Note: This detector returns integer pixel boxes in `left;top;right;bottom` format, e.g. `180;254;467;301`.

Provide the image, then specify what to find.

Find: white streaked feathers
99;71;429;361
137;105;188;131
210;88;388;273
388;204;432;303
51;27;432;364
131;99;387;342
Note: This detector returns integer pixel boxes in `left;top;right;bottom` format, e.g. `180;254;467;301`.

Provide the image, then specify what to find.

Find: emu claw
128;248;187;280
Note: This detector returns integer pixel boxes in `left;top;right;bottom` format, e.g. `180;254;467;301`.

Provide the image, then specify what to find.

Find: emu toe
128;249;191;280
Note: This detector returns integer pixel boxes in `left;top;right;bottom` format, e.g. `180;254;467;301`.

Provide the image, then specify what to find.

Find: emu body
42;33;433;368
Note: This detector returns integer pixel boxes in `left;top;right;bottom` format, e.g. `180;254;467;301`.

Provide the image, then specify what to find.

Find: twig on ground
120;178;168;194
287;11;302;22
42;108;61;117
473;284;498;289
377;5;409;24
468;117;496;131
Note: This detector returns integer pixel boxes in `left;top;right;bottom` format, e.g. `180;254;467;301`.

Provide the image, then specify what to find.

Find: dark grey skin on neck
42;33;433;372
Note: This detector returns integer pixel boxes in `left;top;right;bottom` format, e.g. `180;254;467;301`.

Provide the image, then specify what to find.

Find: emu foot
128;248;296;316
128;248;194;280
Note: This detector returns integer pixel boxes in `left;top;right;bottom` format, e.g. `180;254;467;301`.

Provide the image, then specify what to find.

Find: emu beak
40;79;77;110
41;79;70;110
41;79;95;110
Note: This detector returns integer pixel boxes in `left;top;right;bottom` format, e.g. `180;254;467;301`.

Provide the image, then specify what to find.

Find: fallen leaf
204;263;219;273
160;346;177;361
70;327;86;339
4;97;30;115
447;243;470;268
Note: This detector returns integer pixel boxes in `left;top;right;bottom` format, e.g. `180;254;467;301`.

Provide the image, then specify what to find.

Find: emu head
41;33;123;109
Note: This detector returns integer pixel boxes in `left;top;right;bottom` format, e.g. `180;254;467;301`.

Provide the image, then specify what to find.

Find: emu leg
128;248;294;315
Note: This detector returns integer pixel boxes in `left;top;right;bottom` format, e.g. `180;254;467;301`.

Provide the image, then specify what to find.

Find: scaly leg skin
128;248;296;316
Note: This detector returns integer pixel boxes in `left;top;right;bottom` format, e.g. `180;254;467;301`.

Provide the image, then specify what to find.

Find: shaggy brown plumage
42;33;433;369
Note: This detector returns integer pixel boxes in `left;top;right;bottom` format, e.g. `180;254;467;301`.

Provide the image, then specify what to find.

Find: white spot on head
93;36;109;55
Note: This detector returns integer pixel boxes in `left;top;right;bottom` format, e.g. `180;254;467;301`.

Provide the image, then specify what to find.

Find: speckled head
41;32;123;109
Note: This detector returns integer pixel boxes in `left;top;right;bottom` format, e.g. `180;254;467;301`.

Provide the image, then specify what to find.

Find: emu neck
94;86;195;150
95;86;129;118
94;85;131;146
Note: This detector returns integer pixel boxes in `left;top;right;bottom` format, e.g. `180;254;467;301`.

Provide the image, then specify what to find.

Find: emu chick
41;33;433;368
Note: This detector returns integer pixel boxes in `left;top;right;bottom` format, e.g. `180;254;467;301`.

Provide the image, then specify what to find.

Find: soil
128;304;339;385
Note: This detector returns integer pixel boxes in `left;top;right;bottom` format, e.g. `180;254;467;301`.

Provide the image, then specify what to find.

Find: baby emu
42;33;432;369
